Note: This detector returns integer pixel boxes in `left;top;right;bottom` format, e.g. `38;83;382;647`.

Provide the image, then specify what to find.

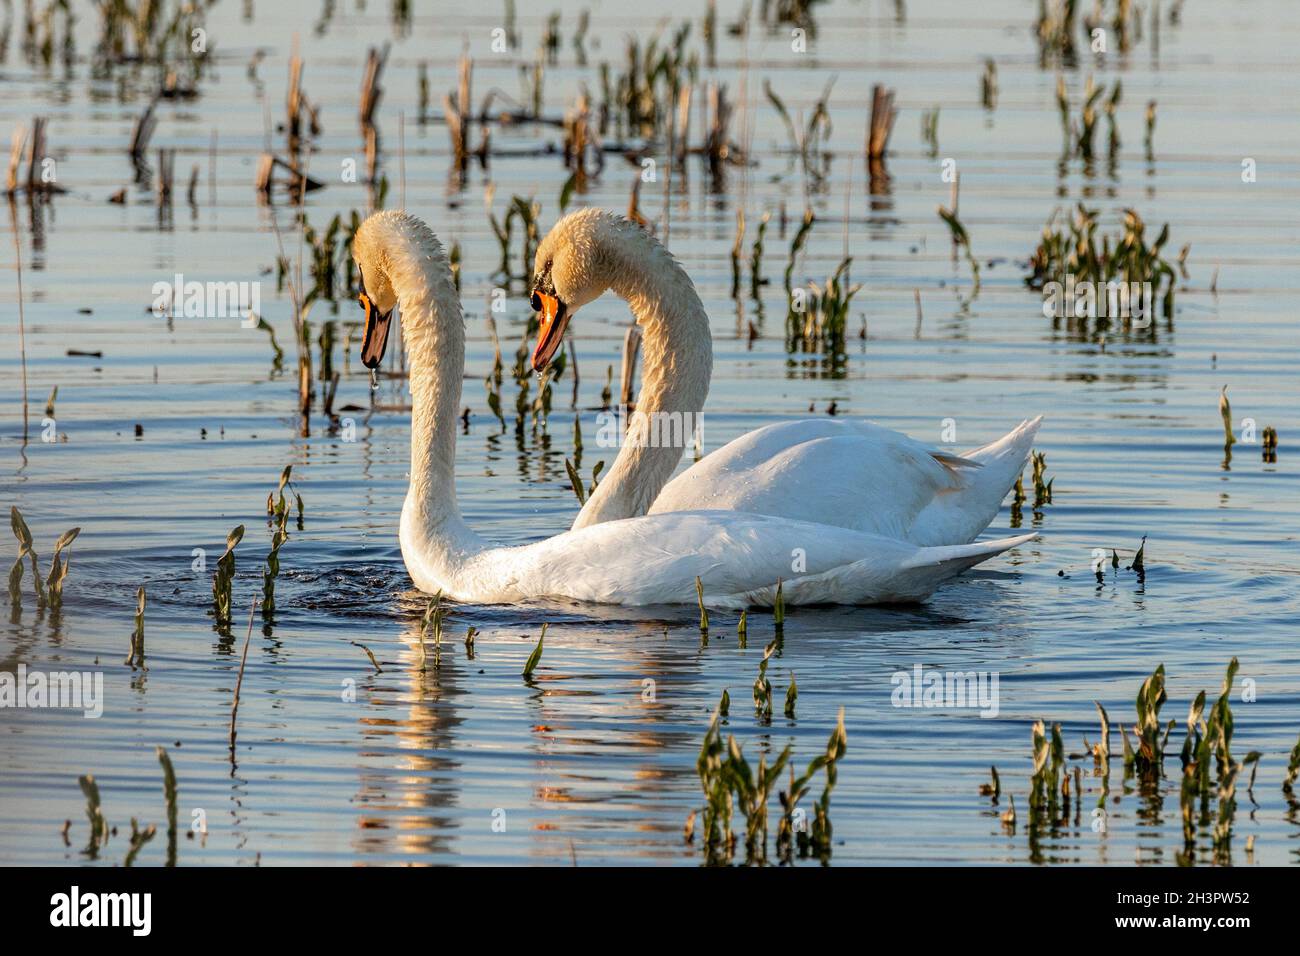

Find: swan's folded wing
649;419;965;539
482;510;1030;608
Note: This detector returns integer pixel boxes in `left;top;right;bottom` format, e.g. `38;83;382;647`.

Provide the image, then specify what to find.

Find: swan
528;207;1042;545
352;209;1035;608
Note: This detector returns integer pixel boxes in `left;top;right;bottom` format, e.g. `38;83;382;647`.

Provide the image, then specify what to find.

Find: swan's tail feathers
962;416;1043;486
896;532;1038;596
910;417;1044;546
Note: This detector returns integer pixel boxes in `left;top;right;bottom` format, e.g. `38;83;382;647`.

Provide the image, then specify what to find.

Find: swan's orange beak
359;293;393;370
530;292;569;372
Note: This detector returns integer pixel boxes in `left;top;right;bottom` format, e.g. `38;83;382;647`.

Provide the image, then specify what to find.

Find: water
2;0;1298;866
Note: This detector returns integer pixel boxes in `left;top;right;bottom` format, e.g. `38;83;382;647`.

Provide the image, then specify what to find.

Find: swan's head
351;212;403;370
529;207;625;371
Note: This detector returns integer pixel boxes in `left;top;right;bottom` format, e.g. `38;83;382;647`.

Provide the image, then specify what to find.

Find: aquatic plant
782;209;815;298
1034;0;1079;65
753;639;777;722
1129;535;1146;580
8;507;41;609
352;641;382;673
261;467;297;617
778;706;848;863
212;525;244;628
937;205;980;294
729;210;745;299
523;624;546;680
784;673;798;719
980;59;998;110
157;746;178;867
228;598;257;752
1283;735;1300;799
419;592;444;671
1024;204;1180;322
1132;663;1169;778
787;257;861;356
8;508;80;612
774;579;785;634
979;765;1001;799
1028;719;1066;820
77;774;109;858
736;610;747;648
920;107;939;157
464;626;479;659
1218;386;1236;447
564;457;604;505
487;193;541;285
124;586;146;669
1261;426;1278;463
1030;450;1054;508
695;576;709;637
749;211;771;299
123;818;156;867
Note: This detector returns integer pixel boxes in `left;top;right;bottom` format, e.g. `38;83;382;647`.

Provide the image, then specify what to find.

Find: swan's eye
529;291;542;313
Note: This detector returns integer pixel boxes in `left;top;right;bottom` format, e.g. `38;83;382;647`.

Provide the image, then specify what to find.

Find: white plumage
533;208;1042;546
354;210;1037;608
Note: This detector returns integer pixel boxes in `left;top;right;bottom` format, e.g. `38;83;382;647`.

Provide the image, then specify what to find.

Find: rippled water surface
2;0;1299;865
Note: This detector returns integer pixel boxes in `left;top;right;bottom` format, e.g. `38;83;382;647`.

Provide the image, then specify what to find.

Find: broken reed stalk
443;51;473;176
124;586;146;668
129;102;157;162
156;147;174;207
228;597;258;752
619;325;642;408
866;84;896;161
11;208;29;444
359;45;389;134
695;576;709;635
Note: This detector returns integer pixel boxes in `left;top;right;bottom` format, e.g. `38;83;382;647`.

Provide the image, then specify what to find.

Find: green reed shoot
212;524;244;628
1129;535;1146;578
420;591;444;671
1025;204;1179;321
1133;663;1167;777
157;745;178;866
784;672;798;719
783;209;815;298
261;468;296;617
718;688;730;718
78;774;108;858
774;579;785;631
1283;735;1300;799
523;623;545;679
464;626;478;659
1030;450;1053;508
920;107;940;157
123;818;156;867
937;205;980;293
749;211;771;299
736;610;747;648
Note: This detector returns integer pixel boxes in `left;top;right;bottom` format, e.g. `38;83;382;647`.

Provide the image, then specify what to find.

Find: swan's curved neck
376;217;484;578
573;225;713;529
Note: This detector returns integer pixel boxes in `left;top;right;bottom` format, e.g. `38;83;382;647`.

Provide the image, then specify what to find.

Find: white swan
528;207;1041;546
353;210;1035;608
